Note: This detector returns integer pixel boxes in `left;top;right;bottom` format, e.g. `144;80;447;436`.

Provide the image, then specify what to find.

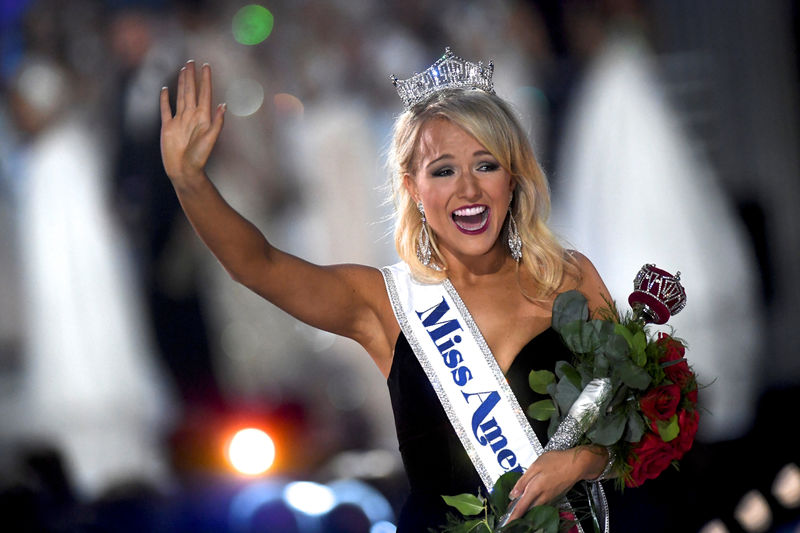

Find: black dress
387;327;573;532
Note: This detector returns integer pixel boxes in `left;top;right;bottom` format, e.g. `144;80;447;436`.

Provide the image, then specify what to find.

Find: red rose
657;334;692;387
687;387;698;405
559;511;579;533
627;433;676;487
672;409;699;458
640;384;681;421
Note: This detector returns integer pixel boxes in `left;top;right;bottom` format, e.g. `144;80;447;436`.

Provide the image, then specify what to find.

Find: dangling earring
507;203;522;263
416;202;433;266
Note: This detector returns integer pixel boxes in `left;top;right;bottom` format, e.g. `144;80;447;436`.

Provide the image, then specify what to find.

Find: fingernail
510;489;519;499
187;59;195;63
161;86;167;91
202;62;210;68
219;103;227;111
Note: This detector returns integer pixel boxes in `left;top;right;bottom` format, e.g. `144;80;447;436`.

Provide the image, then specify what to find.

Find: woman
160;50;613;531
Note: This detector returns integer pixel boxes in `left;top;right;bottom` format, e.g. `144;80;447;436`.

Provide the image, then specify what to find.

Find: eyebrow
425;150;494;169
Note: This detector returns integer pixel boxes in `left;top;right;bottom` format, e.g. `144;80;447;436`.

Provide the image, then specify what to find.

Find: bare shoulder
563;250;613;316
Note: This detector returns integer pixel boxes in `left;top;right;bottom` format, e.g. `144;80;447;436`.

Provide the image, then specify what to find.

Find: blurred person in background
6;52;176;504
158;51;618;531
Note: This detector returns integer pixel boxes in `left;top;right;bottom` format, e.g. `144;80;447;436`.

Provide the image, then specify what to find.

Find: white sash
381;262;544;491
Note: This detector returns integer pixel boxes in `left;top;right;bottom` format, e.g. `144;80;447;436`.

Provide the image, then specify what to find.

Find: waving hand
160;61;226;182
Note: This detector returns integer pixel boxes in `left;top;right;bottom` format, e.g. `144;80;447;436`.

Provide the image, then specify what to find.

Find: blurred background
0;0;799;532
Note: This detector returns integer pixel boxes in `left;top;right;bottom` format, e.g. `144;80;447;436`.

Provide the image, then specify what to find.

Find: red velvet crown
628;264;687;324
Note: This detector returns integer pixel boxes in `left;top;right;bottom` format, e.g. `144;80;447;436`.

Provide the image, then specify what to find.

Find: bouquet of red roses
528;264;700;488
439;265;700;532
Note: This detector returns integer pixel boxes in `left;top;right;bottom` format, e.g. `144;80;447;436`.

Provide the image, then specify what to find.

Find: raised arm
159;61;396;373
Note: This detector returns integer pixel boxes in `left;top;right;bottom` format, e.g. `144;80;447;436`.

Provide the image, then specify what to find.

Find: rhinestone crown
628;264;687;325
390;47;495;110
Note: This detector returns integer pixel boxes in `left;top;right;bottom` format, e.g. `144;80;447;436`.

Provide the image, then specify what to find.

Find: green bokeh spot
233;5;274;45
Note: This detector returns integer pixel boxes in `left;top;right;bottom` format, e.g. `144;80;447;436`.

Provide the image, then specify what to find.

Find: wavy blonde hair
387;88;578;297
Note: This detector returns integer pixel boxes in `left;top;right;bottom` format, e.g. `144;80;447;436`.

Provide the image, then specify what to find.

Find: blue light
283;481;336;516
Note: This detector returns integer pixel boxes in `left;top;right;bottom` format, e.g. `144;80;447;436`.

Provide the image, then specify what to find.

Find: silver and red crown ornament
390;47;495;110
628;264;687;325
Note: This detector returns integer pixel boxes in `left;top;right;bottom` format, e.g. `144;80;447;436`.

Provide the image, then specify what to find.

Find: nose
457;170;481;200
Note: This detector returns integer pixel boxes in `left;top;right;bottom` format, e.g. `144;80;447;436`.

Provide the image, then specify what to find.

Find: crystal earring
417;202;433;266
507;208;522;262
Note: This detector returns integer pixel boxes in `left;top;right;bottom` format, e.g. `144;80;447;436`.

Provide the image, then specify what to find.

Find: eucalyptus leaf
551;290;589;333
529;369;555;395
593;353;609;378
554;361;581;389
442;494;485;516
528;399;557;421
587;410;626;446
559;321;586;353
569;320;606;354
624;410;646;442
602;332;630;362
547;410;560;438
617;361;652;390
555;376;581;415
608;384;629;411
656;415;680;442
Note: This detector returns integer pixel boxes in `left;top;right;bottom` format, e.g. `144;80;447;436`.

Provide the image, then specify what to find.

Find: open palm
160;61;225;181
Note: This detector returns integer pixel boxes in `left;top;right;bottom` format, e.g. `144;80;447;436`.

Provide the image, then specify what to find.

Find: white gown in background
16;114;175;498
551;35;762;442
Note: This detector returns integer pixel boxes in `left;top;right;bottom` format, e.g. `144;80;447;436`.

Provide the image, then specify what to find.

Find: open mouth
452;205;490;234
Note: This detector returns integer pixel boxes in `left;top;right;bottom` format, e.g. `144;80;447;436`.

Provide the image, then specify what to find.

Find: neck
440;241;516;286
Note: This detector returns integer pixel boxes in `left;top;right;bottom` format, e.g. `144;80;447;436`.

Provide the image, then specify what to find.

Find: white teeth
453;205;487;217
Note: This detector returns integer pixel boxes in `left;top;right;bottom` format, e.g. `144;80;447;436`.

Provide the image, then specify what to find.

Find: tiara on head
390;47;495;110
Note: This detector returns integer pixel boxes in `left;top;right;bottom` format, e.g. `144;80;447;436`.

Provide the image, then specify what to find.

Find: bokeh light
225;78;265;117
273;93;304;118
283;481;336;516
232;5;274;46
228;428;276;475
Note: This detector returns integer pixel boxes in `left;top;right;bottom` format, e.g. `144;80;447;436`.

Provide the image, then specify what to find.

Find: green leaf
624;410;647;442
555;376;581;415
529;369;555;395
656;415;680;442
593;353;609;378
489;471;522;517
554;361;581;389
559;321;586;353
614;323;634;346
522;504;561;533
617;361;652;390
442;493;485;516
442;518;486;533
565;320;607;354
547;410;560;438
551;290;589;333
587;410;627;446
631;331;647;366
602;332;630;362
528;399;557;421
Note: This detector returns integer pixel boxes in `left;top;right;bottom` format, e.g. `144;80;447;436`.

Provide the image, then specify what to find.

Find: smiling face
404;118;515;266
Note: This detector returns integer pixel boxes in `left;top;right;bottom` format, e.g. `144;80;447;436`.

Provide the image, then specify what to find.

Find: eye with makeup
476;161;500;172
431;166;455;177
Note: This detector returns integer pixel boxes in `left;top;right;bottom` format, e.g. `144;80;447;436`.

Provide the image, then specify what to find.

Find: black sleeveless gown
387;327;576;532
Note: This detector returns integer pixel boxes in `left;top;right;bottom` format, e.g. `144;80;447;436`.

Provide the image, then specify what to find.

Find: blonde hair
387;88;578;297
